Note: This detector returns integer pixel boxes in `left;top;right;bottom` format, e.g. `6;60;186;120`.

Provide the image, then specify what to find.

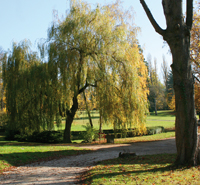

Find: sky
0;0;188;81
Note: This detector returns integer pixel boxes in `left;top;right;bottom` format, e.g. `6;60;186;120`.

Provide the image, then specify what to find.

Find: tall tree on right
140;0;199;165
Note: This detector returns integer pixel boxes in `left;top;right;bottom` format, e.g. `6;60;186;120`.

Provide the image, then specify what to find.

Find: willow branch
140;0;165;36
78;80;97;95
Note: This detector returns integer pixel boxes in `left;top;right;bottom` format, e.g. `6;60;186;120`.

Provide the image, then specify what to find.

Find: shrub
29;131;63;143
71;131;86;140
6;130;63;143
147;126;165;135
5;129;21;140
0;111;8;127
14;134;29;142
82;123;98;143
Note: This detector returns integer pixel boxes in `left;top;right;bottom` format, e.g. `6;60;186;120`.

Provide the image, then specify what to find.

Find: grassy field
81;154;200;185
56;110;175;131
112;131;175;144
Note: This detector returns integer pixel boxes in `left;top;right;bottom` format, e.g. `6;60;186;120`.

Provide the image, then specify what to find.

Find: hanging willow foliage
42;0;149;142
2;41;61;135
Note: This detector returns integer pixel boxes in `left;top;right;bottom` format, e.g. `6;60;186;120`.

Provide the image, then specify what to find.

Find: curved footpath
0;138;176;185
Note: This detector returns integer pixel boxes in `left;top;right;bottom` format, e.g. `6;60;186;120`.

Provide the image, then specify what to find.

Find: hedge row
71;126;165;139
5;130;63;143
4;126;165;143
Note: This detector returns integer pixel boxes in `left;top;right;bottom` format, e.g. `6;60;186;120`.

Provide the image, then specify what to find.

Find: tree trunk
154;98;157;115
63;97;78;143
83;91;93;128
140;0;199;165
198;112;200;121
162;0;199;165
169;43;199;165
99;108;102;133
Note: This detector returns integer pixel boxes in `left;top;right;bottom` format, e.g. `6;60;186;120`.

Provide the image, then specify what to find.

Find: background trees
147;55;166;114
2;41;61;136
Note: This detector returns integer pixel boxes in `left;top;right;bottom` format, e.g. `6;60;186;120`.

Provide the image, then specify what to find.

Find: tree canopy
2;41;61;136
42;0;149;142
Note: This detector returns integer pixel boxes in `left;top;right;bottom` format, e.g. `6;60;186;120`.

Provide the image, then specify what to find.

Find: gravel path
0;138;176;185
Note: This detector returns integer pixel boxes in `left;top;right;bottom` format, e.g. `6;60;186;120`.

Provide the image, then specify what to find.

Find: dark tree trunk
99;108;102;133
83;91;93;128
169;39;198;165
154;98;157;115
140;0;199;165
63;97;78;143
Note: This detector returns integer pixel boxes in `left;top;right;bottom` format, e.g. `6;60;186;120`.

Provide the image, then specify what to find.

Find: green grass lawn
82;154;200;185
0;142;92;174
113;132;175;144
56;110;175;131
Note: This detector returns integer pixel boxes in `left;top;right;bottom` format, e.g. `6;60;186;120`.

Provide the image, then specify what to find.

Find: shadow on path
0;138;177;185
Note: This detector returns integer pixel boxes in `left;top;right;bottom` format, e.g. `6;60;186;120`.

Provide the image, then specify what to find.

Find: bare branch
78;80;97;95
186;0;193;29
140;0;165;36
194;75;200;83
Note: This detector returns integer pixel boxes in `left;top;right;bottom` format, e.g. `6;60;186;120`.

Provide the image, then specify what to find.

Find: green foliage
0;111;7;131
146;126;165;135
5;129;20;141
147;57;166;112
2;41;61;135
29;131;63;143
82;123;98;143
9;131;63;143
71;126;165;140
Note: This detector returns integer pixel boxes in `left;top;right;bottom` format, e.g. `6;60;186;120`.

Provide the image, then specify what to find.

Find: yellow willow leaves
191;9;200;72
194;83;200;114
191;7;200;114
3;41;62;134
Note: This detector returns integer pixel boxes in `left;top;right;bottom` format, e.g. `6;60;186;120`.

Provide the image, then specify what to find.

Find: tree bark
63;97;78;143
63;79;94;143
140;0;199;165
198;112;200;121
83;91;93;128
99;108;103;133
154;98;157;116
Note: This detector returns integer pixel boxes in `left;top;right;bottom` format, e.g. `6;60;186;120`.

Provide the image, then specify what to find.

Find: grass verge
81;154;200;185
0;143;92;174
113;131;175;144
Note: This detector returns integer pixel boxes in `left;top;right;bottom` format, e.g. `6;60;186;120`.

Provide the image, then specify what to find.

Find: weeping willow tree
96;45;149;134
2;41;61;136
43;0;148;143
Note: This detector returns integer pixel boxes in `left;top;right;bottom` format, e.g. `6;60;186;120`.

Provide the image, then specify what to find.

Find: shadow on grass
164;128;175;132
82;154;178;183
149;111;175;117
0;149;92;169
74;116;99;120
